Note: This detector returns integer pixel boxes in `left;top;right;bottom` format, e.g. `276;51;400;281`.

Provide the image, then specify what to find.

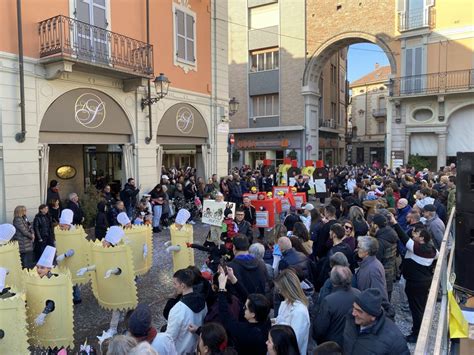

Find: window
249;3;279;29
174;5;196;64
339;104;345;126
251;94;279;117
377;121;386;134
331;102;336;121
378;96;386;110
330;64;337;83
402;46;424;93
250;48;279;72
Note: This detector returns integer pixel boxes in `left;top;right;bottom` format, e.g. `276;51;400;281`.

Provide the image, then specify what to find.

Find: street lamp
229;97;239;116
141;73;171;111
228;97;239;173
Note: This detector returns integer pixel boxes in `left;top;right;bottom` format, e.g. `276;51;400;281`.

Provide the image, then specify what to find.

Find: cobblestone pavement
40;219;418;353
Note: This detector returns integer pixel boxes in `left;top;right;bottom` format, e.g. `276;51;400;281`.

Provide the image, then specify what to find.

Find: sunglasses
344;225;353;230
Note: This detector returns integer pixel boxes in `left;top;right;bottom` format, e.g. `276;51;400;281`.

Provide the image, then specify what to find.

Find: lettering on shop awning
236;139;289;149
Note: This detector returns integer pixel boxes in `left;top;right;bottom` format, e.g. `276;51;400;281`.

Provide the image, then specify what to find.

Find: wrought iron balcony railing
390;70;474;97
398;7;435;31
319;119;337;129
39;15;153;77
372;108;387;117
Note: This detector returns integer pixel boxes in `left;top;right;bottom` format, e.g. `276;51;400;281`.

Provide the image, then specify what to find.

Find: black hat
355;288;382;317
372;214;387;228
423;204;436;212
128;303;152;337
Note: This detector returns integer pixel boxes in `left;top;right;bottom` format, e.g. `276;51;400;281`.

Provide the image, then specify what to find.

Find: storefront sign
74;93;106;129
391;150;404;167
176;107;194;134
319;138;339;148
217;123;229;133
236;139;290;150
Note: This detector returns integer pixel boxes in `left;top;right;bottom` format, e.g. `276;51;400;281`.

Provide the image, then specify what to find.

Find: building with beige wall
228;0;347;169
349;65;390;165
0;0;229;222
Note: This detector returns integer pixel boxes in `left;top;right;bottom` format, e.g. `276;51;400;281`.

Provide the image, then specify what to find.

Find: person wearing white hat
117;212;132;228
58;209;75;231
0;223;16;245
76;226;128;339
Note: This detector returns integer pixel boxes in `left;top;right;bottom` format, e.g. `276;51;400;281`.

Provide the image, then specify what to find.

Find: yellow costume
0;242;24;291
89;240;137;311
0;288;29;354
55;225;91;285
23;268;74;349
166;209;194;273
124;225;153;276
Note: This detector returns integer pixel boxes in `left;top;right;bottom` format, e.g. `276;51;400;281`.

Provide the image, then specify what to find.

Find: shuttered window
175;7;196;64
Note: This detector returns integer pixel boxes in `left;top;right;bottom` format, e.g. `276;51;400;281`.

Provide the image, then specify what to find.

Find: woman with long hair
274;269;309;355
12;205;35;268
309;208;323;243
266;325;300;355
292;222;312;255
348;206;369;237
341;219;356;251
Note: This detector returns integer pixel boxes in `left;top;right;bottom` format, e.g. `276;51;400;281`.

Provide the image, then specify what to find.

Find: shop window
251;94;279;118
174;4;196;65
250;48;279;72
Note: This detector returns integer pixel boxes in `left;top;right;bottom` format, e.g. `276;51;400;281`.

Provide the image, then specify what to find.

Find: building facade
390;0;474;170
228;0;347;169
303;0;473;171
348;65;390;165
0;0;229;221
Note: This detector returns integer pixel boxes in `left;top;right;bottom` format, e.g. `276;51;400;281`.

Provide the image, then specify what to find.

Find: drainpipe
145;0;152;144
15;0;26;143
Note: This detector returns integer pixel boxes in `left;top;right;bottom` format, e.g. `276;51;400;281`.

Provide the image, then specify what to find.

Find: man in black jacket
228;235;268;295
66;192;84;225
234;209;253;243
121;178;140;217
314;266;360;347
313;205;338;259
343;288;409;355
241;197;256;226
277;236;311;280
33;204;55;258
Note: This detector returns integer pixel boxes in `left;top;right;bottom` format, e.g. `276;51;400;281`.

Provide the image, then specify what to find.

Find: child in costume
0;223;23;290
76;226;136;341
166;209;194;273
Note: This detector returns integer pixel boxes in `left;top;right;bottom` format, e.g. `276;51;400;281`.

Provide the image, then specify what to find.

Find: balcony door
402;46;424;94
75;0;109;63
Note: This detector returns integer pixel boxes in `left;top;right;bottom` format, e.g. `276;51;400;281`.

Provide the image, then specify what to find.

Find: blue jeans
153;205;162;228
126;205;134;219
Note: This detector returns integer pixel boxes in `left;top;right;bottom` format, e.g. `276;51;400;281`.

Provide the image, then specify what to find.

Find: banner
314;179;327;193
293;193;307;209
252;199;277;228
256;211;269;228
202;200;236;227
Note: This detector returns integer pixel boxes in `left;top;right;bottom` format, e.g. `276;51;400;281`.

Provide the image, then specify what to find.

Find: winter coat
228;254;268;295
122;183;140;209
396;205;412;232
314;286;361;347
276;300;310;355
46;187;61;207
424;214;445;250
313;219;337;259
95;202;108;240
242;204;257;226
235;220;253;242
165;292;207;355
279;248;311;280
343;311;410;355
66;200;84;225
33;212;55;244
374;226;398;295
13;216;34;253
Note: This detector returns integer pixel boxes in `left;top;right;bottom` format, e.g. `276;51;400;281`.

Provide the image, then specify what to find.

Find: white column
385;100;393;166
437;132;447;170
302;90;320;161
404;132;411;164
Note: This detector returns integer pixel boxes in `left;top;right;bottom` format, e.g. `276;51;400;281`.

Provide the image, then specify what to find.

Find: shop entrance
163;150;196;169
84;145;124;193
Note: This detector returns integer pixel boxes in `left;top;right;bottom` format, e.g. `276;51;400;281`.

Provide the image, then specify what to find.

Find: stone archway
302;0;400;160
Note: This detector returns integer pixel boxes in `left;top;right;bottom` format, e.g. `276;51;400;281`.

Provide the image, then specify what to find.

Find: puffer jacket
13;216;34;253
375;226;398;295
279;248;311;280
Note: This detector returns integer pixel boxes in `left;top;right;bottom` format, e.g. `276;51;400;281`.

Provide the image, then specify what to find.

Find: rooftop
350;65;391;88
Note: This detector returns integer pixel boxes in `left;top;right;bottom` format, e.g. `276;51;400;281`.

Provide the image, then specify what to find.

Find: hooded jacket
229;254;268;294
166;292;207;355
374;226;398;295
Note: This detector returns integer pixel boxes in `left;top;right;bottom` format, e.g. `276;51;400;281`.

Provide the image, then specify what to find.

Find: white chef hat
59;209;74;225
117;212;131;226
0;224;16;245
105;226;125;246
175;209;190;225
0;267;8;290
161;175;169;180
37;245;56;268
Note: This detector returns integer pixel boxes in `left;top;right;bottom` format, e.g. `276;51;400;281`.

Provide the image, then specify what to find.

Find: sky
347;43;390;83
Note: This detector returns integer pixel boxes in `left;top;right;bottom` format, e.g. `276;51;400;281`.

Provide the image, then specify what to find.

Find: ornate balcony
38;15;153;85
390;70;474;97
372;108;387;118
398;7;435;32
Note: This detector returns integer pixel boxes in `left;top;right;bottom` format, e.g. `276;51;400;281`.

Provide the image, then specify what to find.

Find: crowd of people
6;162;457;354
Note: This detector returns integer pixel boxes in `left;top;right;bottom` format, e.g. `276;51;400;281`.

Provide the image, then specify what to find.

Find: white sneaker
97;328;116;344
189;220;196;225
